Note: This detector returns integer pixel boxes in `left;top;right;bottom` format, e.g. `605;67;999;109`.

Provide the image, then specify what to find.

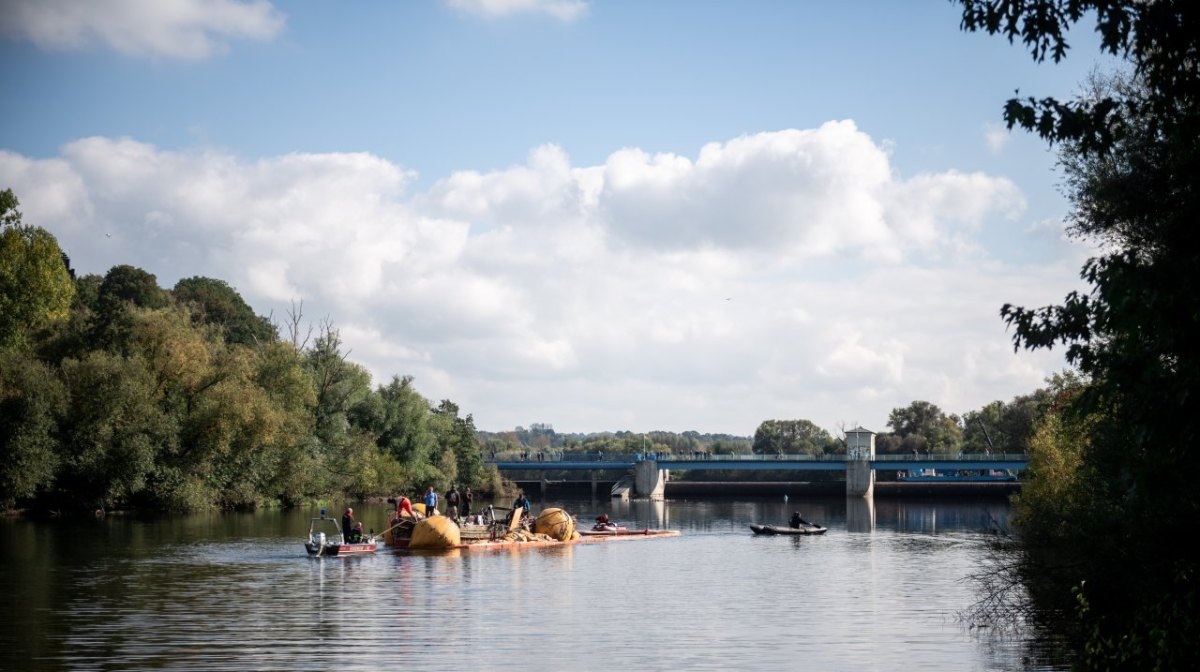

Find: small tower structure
845;426;876;497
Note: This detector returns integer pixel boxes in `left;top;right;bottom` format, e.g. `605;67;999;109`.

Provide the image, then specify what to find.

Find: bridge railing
485;452;1027;463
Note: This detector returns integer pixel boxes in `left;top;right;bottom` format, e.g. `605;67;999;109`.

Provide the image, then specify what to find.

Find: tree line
1;190;500;513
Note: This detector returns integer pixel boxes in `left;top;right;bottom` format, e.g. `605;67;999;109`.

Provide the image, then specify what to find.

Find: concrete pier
634;460;666;500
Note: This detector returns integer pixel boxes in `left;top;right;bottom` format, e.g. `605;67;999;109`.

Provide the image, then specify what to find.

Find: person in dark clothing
513;492;530;515
462;487;474;518
342;507;356;539
446;486;460;519
789;511;812;529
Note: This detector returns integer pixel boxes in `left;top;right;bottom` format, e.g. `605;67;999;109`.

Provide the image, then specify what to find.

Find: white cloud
984;121;1011;153
0;0;285;59
443;0;589;21
0;126;1077;435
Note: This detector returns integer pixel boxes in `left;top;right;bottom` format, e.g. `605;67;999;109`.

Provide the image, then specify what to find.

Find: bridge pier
590;470;597;499
846;459;874;497
634;460;666;500
844;427;876;498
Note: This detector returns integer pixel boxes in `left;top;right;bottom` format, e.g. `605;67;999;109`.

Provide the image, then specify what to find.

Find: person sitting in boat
593;513;618;531
342;507;356;539
789;511;813;529
347;522;366;543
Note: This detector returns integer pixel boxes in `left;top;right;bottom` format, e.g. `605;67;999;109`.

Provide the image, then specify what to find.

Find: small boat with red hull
305;511;377;557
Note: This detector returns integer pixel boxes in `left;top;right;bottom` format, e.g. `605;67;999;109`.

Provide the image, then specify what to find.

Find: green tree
173;276;275;346
353;375;435;468
752;419;834;455
885;400;962;453
959;1;1200;665
0;348;66;509
0;189;75;346
432;400;486;489
305;323;377;492
91;265;169;350
252;341;320;504
57;351;174;512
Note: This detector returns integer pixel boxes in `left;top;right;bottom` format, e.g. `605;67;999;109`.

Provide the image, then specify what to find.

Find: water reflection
1;497;1061;671
846;496;876;532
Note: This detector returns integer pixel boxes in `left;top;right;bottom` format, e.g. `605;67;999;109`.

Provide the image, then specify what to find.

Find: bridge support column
590;470;597;499
846;458;874;498
634;460;666;500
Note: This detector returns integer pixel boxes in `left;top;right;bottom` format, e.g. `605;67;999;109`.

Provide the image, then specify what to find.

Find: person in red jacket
395;495;417;519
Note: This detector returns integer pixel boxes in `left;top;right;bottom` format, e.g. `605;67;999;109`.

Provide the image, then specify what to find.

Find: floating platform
401;529;682;553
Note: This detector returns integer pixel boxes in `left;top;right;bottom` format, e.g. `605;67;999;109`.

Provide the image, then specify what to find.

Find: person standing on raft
513;492;530;515
424;486;439;516
446;485;460;520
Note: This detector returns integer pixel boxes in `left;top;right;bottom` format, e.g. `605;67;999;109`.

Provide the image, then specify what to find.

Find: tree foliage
881;400;963;453
0;349;66;507
959;1;1200;666
752;419;836;455
0;190;75;347
173;276;276;346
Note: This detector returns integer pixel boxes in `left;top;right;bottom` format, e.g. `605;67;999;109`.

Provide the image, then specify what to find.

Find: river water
1;497;1066;671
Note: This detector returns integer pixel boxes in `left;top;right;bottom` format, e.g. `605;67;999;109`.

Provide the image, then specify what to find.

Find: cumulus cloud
0;0;285;59
0;126;1075;435
443;0;589;21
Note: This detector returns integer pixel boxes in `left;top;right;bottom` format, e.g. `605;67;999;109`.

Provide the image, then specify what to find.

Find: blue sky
0;0;1112;435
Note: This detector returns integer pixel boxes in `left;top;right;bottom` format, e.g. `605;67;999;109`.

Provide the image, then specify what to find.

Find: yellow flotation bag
533;508;575;541
409;515;461;549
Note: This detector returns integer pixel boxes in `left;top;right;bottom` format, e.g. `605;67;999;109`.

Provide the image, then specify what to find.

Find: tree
0;349;66;509
752;419;834;455
959;1;1200;666
0;189;75;346
352;374;439;490
57;351;173;512
173;276;275;346
91;265;169;350
885;401;962;453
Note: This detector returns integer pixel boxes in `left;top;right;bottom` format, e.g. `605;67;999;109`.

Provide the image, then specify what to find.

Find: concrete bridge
485;451;1029;499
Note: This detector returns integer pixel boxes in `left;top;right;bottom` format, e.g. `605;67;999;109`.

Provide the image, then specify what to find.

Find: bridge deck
488;453;1027;472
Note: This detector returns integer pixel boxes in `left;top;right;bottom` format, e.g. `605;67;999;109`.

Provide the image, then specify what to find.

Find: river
0;496;1066;671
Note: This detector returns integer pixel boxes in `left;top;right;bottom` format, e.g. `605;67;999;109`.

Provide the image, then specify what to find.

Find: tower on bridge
845;426;876;498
